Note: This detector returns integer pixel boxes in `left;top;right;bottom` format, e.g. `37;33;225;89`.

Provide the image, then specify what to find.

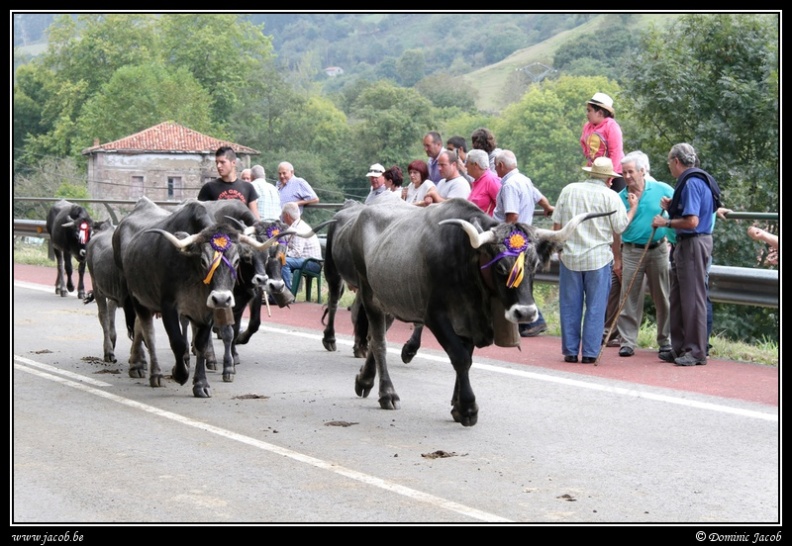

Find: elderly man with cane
606;151;675;358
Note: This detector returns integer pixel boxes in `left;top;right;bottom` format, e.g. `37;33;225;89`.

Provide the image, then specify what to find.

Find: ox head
61;206;95;261
251;220;294;306
440;211;613;324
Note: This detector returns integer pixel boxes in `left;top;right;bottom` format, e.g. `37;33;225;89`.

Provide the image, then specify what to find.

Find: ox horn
146;228;200;250
534;210;616;243
224;215;252;233
62;221;75;228
439;219;497;249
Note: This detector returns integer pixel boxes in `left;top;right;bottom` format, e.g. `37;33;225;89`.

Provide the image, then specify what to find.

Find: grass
15;240;777;366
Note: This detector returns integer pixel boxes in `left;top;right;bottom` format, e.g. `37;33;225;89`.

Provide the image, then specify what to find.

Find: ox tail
122;297;137;340
83;291;95;305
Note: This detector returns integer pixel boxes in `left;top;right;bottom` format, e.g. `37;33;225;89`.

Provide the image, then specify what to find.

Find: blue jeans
282;257;321;291
559;261;612;359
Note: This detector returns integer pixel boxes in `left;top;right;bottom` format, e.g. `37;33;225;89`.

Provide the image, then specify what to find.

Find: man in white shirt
430;150;470;201
249;165;282;220
280;201;323;292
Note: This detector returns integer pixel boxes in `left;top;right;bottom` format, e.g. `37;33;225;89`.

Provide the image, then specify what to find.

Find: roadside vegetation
13;240;777;367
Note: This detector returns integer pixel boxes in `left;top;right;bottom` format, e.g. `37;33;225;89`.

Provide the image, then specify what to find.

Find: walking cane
595;226;658;365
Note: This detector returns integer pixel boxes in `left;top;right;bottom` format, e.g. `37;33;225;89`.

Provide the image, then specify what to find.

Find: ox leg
355;300;400;410
218;324;236;382
321;244;343;352
133;308;163;386
235;293;260;347
401;324;423;364
351;292;369;358
63;252;75;294
76;260;87;300
54;250;67;297
95;292;117;363
162;308;190;387
427;319;478;427
191;324;213;398
128;316;148;378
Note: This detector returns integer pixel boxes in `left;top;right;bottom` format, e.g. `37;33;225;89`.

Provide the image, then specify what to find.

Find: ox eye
495;261;509;276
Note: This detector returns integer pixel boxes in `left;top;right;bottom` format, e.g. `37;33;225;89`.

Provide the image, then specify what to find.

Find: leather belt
676;232;710;240
622;237;666;250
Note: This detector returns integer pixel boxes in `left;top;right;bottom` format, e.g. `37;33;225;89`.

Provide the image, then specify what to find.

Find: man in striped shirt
552;157;635;364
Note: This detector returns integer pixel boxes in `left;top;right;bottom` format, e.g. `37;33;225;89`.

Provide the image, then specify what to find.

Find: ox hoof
59;290;68;298
193;383;212;398
322;338;337;352
172;366;190;386
67;282;75;293
354;375;374;398
129;366;146;379
401;344;418;364
206;360;217;371
450;405;479;427
353;345;367;359
78;290;85;300
223;372;235;383
104;353;117;364
378;393;401;410
150;374;163;388
236;333;250;345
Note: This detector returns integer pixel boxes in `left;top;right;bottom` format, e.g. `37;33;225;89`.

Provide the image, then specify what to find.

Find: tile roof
81;121;259;155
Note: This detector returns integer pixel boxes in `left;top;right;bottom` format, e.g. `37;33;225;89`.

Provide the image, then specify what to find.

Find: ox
112;197;280;397
46;199;94;299
321;198;610;426
199;200;295;368
84;221;146;368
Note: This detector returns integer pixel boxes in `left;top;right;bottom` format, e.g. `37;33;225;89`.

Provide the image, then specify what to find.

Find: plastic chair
290;258;324;303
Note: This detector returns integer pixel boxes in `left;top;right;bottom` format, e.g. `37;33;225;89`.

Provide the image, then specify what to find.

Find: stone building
81;121;259;218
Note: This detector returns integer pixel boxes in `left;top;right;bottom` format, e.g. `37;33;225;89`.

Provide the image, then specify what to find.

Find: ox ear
439;219;496;248
534;210;615;243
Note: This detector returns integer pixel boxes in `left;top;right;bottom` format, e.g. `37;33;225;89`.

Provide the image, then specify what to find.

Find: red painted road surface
14;263;778;408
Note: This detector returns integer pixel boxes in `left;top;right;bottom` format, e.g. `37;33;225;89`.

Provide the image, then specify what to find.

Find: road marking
258;326;778;423
14;355;512;523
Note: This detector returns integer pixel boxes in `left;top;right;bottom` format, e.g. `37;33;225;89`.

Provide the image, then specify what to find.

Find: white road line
258;325;778;423
13;356;512;523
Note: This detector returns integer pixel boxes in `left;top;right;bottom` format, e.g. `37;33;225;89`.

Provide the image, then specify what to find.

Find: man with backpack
653;143;722;367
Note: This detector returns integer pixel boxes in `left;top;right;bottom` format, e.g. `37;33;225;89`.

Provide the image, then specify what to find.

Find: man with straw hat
551;157;636;364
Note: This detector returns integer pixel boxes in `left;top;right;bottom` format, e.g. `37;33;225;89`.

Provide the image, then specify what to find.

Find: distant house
323;66;344;77
81;122;259;217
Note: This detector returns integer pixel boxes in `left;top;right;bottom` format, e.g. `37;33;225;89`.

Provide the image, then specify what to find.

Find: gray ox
321;198;610;426
45;199;94;299
112;197;281;397
84;221;146;367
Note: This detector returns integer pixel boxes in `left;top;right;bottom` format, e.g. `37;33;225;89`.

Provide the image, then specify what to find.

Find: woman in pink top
581;92;625;192
465;149;501;216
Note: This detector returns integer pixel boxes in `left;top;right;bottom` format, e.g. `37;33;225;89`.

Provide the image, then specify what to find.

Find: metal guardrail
14;216;779;309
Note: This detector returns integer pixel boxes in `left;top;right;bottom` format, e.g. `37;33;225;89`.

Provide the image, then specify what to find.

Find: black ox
46;199;94;299
321;198;609;426
112;197;282;397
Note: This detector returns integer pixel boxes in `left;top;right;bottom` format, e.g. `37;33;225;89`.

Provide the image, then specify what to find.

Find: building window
131;176;144;199
167;176;183;201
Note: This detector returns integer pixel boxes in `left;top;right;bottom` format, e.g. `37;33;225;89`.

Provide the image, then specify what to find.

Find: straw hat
582;157;620;179
587;92;615;115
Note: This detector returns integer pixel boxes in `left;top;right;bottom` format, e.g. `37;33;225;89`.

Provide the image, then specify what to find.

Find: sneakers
674;353;707;366
564;355;578;363
658;344;673;353
520;321;548;337
618;346;634;357
581;356;596;364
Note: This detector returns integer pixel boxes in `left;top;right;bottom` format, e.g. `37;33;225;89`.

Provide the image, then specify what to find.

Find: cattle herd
46;197;604;426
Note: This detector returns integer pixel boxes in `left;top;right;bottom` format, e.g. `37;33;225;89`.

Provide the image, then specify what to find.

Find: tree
158;14;276;124
623;14;779;262
396;49;425;86
73;63;217;156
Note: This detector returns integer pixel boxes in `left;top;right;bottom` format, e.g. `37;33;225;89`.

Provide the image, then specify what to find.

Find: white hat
582;157;620;179
366;163;385;177
587;92;615;115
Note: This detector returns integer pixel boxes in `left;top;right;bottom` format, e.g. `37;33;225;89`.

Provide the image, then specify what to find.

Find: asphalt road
11;265;780;531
